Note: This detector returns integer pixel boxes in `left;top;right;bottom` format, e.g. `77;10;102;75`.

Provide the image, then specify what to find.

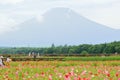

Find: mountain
0;7;120;47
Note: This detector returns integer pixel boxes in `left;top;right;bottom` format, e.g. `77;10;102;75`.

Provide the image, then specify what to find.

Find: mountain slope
0;7;119;47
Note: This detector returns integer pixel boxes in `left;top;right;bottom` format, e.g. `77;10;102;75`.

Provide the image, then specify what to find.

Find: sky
0;0;120;35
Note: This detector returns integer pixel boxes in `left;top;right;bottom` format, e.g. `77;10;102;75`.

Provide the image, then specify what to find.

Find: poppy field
1;61;120;80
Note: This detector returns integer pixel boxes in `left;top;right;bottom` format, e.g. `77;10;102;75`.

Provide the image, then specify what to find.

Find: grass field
0;61;120;80
7;56;120;61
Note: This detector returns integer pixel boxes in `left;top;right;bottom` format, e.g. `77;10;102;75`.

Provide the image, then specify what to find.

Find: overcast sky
0;0;120;35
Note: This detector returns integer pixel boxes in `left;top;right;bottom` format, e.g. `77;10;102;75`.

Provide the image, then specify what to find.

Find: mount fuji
0;7;120;47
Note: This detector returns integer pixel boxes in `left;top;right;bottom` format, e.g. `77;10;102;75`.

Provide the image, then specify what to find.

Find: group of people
0;56;11;67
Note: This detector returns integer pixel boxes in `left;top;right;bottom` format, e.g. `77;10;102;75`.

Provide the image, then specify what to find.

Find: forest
0;41;120;55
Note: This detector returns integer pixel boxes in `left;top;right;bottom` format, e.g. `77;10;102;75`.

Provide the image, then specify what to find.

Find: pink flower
41;72;45;77
64;74;70;80
15;71;19;76
35;73;39;77
118;78;120;80
49;75;52;80
81;70;87;75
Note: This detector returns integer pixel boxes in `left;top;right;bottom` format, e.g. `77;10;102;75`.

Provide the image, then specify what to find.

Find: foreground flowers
0;61;120;80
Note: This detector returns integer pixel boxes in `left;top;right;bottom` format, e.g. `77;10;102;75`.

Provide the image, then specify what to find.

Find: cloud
71;0;120;29
47;0;118;6
0;14;18;35
0;0;24;5
36;15;44;23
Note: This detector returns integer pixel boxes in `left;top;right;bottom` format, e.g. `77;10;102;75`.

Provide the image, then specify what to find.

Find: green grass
65;56;120;61
3;56;120;61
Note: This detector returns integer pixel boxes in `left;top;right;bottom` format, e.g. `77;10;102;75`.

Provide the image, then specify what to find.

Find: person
0;56;5;67
33;53;37;61
6;57;11;62
6;56;12;66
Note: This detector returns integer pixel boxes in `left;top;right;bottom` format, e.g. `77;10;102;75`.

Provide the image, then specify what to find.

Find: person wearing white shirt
0;56;5;66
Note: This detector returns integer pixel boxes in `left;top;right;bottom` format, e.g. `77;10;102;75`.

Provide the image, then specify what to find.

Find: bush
81;51;89;55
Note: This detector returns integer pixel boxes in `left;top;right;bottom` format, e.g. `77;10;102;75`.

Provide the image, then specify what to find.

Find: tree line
0;41;120;55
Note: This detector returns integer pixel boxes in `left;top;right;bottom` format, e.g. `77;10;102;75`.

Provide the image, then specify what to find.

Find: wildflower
116;72;119;77
81;70;87;75
118;78;120;80
35;73;39;77
49;75;52;80
41;72;45;77
64;74;70;80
